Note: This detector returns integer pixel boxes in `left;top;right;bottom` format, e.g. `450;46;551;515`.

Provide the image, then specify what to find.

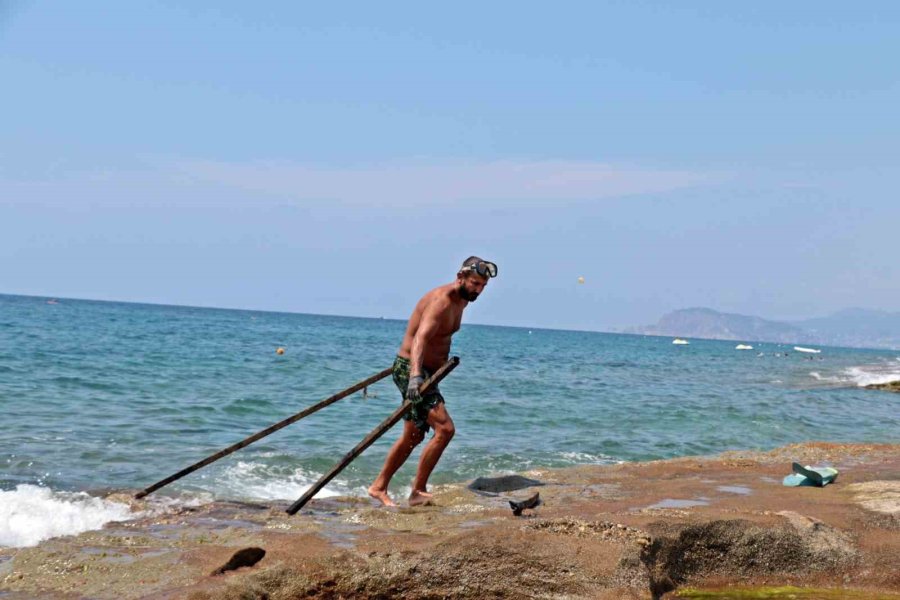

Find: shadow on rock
640;517;858;599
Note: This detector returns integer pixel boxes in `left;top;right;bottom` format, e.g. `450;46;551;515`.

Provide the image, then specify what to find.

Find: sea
1;293;898;548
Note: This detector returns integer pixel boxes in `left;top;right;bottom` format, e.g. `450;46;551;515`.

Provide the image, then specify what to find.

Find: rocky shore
866;380;900;393
2;442;899;599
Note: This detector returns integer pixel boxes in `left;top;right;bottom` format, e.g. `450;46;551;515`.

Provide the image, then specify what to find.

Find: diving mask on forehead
459;260;498;278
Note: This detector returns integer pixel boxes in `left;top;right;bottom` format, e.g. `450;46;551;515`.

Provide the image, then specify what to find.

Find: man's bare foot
368;486;396;507
408;489;433;507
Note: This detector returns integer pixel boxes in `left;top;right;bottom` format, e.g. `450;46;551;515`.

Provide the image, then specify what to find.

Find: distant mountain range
624;307;900;350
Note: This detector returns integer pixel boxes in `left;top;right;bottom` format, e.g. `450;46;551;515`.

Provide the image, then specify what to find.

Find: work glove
407;375;426;404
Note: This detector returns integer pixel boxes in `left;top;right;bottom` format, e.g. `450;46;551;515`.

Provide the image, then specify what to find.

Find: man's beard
458;285;479;302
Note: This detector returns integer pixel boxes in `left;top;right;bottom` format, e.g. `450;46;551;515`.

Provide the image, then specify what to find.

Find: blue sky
2;1;898;330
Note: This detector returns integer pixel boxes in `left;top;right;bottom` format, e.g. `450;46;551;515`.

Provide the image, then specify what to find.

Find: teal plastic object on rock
782;462;839;487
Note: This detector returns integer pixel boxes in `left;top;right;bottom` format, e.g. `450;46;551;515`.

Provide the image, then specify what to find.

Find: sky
1;1;898;331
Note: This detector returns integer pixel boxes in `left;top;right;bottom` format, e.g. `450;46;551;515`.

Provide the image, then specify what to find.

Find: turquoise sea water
2;293;899;508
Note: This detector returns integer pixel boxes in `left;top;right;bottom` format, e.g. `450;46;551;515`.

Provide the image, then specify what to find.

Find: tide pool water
2;294;898;546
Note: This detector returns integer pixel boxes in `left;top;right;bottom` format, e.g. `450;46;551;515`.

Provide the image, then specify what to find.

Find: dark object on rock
211;547;266;576
509;492;542;516
865;380;900;392
468;475;544;496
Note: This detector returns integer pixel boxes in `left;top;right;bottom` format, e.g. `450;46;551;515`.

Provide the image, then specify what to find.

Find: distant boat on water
794;346;821;354
672;338;690;345
735;344;754;350
46;299;59;305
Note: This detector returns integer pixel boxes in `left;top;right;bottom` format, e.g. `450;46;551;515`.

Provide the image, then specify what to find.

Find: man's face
457;273;488;302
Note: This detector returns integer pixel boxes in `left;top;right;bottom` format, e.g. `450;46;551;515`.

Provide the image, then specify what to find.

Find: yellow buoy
276;347;285;355
577;276;585;284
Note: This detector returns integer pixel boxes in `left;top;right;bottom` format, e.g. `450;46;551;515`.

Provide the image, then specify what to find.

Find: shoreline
2;441;899;599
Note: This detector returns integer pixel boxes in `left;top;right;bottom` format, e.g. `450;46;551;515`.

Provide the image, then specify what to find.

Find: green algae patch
676;586;900;599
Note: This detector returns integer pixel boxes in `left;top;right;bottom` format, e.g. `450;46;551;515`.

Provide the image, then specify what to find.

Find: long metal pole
135;366;393;499
286;356;459;515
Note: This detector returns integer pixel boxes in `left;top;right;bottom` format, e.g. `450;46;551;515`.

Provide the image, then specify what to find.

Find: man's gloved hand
407;375;426;404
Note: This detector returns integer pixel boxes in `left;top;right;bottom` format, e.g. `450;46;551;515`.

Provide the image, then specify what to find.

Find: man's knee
434;421;455;443
405;429;426;448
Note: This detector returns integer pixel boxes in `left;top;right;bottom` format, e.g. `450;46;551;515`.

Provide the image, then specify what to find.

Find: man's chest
438;309;464;336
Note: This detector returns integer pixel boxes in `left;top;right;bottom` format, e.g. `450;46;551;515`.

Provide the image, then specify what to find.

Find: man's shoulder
420;284;455;310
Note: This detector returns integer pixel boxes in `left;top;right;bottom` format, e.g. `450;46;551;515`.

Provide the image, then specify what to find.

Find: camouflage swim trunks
392;355;445;433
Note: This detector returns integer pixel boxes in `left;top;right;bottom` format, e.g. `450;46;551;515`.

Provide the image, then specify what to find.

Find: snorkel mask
459;259;498;278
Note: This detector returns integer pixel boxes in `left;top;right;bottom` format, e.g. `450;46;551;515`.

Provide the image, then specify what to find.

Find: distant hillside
793;308;900;349
626;307;900;349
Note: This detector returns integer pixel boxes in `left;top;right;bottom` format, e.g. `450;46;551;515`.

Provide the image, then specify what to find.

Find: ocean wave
808;371;844;384
809;364;900;387
845;366;900;387
210;461;350;501
558;451;619;465
0;485;137;548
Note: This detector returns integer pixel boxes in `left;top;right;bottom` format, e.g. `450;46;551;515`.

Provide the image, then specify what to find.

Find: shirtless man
368;256;498;507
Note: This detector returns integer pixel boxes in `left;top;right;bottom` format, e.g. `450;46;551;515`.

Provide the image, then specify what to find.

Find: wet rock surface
2;442;899;599
866;380;900;392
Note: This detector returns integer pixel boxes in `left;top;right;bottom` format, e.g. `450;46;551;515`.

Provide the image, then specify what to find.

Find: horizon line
1;291;895;352
0;291;618;336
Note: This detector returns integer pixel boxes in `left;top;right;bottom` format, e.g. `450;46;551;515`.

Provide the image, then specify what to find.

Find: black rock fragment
509;492;542;516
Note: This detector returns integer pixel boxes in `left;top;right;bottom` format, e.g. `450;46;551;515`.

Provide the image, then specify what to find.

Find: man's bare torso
397;283;466;374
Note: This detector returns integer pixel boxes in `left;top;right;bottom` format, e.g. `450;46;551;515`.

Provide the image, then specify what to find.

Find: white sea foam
143;492;212;513
559;451;618;465
809;364;900;387
808;371;843;384
845;366;900;387
214;461;348;501
0;485;137;548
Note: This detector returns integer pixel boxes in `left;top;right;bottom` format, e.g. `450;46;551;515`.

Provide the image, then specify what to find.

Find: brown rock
866;380;900;392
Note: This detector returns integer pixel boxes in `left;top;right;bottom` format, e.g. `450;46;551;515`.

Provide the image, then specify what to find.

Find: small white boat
735;344;754;350
794;346;822;354
672;338;690;345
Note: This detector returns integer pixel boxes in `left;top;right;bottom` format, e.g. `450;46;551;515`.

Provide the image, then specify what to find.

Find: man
368;256;498;507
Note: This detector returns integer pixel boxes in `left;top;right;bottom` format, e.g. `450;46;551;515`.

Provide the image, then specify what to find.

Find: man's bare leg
368;420;425;507
409;402;455;507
